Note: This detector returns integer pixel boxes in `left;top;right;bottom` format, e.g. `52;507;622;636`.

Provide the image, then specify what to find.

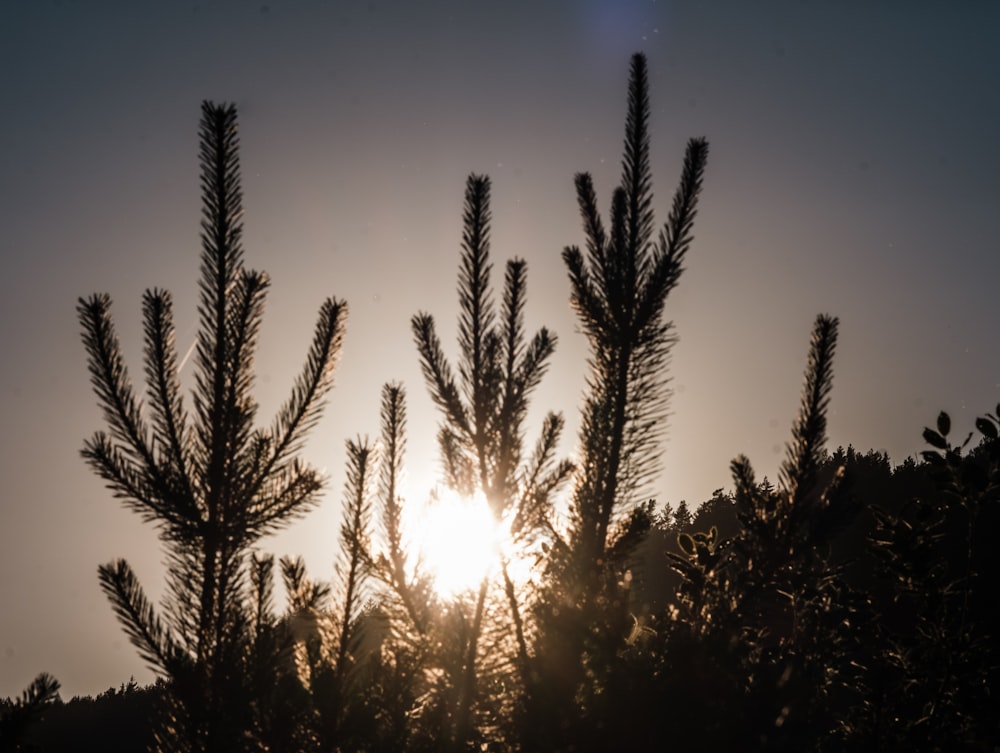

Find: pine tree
672;499;693;530
411;173;572;751
78;101;347;753
526;52;708;752
562;53;707;570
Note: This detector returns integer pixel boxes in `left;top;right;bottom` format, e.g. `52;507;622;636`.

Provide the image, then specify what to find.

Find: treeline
3;680;159;753
3;53;997;752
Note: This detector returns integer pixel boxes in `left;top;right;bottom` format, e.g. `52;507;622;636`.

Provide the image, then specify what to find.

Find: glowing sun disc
414;488;502;597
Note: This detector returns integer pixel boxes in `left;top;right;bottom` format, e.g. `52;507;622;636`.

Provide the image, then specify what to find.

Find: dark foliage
860;413;1000;750
16;680;156;753
0;673;60;753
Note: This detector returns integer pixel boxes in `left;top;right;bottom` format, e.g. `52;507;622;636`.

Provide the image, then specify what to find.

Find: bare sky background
1;0;998;699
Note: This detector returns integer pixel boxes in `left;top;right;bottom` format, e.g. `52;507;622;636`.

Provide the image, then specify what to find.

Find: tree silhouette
11;679;160;753
526;51;708;752
411;173;572;751
78;101;346;753
672;499;693;529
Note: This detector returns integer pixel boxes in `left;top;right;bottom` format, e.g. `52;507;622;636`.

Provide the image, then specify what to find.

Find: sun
408;487;510;598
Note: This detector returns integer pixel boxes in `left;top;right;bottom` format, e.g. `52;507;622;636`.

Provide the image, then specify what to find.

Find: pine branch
453;174;504;487
438;424;476;494
614;324;675;497
81;432;196;533
500;259;527;394
78;294;159;478
501;562;532;688
457;174;495;419
606;187;630;317
659;137;709;261
249;552;275;641
193;102;244;475
222;270;269;434
258;296;346;484
621;53;655;258
378;383;408;581
494;260;556;502
562;246;607;341
334;438;375;678
605;502;653;566
412;312;470;434
279;556;330;615
280;555;309;610
780;314;839;505
514;412;573;537
536;459;575;510
247;462;325;538
574;173;607;271
16;673;60;709
196;269;271;524
524;412;565;495
160;544;203;655
372;383;436;636
514;328;557;405
637;137;708;329
98;559;178;673
142;289;194;498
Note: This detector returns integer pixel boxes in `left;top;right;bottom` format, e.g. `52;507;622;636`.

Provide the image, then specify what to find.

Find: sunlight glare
412;487;503;597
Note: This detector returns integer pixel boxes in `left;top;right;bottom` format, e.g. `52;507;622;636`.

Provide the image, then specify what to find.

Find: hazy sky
2;0;998;699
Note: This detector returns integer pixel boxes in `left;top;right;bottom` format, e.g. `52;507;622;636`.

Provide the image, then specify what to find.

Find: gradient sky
2;0;998;700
